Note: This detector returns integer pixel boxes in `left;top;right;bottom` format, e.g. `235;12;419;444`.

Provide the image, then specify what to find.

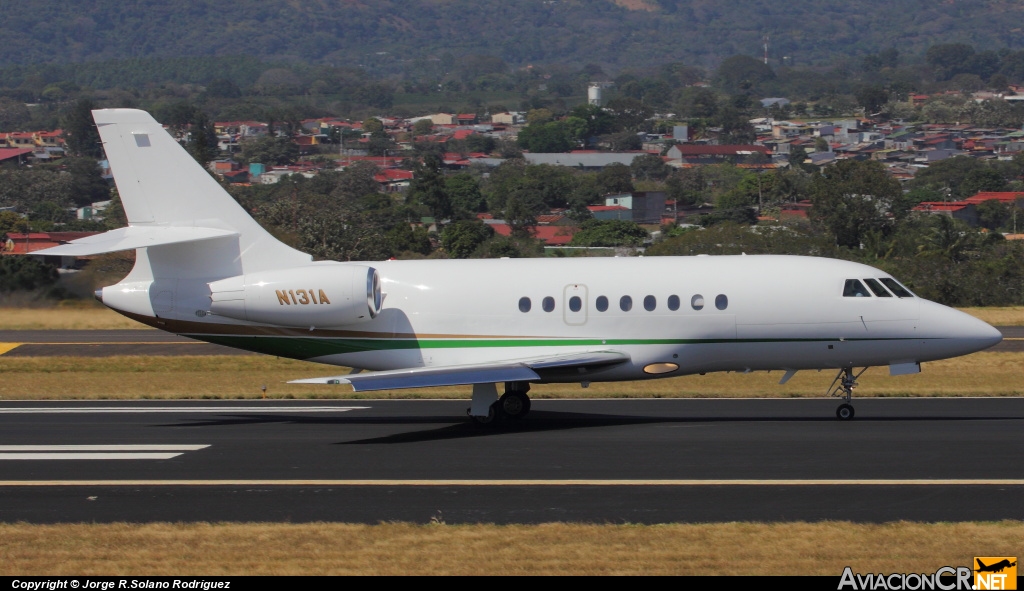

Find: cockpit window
863;278;892;297
880;278;915;298
843;279;871;297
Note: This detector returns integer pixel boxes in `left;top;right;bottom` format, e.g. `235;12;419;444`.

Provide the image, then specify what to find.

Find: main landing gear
468;382;532;424
828;367;867;420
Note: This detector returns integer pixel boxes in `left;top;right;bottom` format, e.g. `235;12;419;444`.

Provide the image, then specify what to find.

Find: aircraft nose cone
918;301;1003;360
949;310;1002;351
975;320;1004;350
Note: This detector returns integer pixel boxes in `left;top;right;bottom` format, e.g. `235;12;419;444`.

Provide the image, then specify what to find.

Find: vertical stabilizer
93;108;310;275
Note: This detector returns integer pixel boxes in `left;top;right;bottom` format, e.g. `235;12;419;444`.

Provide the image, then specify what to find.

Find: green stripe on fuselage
188;334;918;361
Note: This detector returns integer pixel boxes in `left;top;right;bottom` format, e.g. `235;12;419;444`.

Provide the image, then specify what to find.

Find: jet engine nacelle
208;264;381;328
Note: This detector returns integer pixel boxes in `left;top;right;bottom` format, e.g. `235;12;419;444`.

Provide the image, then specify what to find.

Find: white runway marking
0;406;369;414
0;444;210;461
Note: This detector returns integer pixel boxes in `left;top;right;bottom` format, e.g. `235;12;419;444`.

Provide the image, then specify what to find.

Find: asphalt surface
1;398;1022;523
0;330;254;356
1;327;1022;356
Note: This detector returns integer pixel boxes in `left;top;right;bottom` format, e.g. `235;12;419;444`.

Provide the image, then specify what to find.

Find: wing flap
289;350;630;392
31;226;238;256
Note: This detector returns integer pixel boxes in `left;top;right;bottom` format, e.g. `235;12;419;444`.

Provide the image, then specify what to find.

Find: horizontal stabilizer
31;226;238;256
290;350;630;392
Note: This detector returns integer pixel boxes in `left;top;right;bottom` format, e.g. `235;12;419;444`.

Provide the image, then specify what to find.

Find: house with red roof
490;223;577;246
667;144;772;165
0;148;33;165
4;231;103;267
374;168;414;193
963;192;1024;207
912;201;977;224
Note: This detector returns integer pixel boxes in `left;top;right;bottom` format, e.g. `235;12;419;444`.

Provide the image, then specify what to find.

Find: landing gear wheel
468;402;500;425
498;391;531;419
836;403;855;421
828;367;866;420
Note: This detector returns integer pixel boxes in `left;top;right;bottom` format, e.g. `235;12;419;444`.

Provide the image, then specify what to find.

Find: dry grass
0;351;1020;400
2;306;1021;331
1;521;1020;575
959;306;1024;326
0;304;150;330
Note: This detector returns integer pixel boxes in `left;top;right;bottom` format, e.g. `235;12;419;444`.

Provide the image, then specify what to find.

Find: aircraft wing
289;350;630;392
31;226;238;256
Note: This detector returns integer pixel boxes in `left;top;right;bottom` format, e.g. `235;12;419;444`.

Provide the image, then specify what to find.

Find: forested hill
4;0;1024;72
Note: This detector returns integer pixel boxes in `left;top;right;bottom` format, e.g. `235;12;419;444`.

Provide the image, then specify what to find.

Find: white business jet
37;109;1003;422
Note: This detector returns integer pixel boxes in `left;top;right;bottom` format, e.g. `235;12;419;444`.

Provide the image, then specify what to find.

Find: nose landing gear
829;367;867;420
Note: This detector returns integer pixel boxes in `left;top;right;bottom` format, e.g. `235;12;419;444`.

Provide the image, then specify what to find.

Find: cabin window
880;278;915;298
691;295;704;310
542;296;555;312
644;295;656;311
863;278;892;297
596;295;609;312
667;295;680;311
620;295;633;312
518;297;531;313
843;279;871;297
715;294;728;310
569;296;582;312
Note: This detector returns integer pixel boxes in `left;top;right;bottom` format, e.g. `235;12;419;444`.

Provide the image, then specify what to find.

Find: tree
0;256;59;293
960;168;1007;197
714;55;775;94
366;135;397;157
674;87;719;119
909;156;994;199
605;97;652;131
569;104;618;138
461;134;496;155
976;200;1013;231
204;78;241;98
363;118;385;135
810;160;902;248
441;219;494;258
517;121;574;152
630;153;670;182
856;85;889;114
446;173;486;216
412;119;434;136
385;224;432;256
65;158;111;207
407;153;452;220
603;131;642;151
525;108;554;126
788;145;812;172
569;220;648;247
926;44;976;81
503;190;542;239
597;163;634;194
239;135;299;166
0;97;32;131
714;104;756;144
0;211;30;237
62;99;102;158
186;111;219;168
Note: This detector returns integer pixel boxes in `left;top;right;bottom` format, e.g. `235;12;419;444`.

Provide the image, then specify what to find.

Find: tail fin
38;109;310;276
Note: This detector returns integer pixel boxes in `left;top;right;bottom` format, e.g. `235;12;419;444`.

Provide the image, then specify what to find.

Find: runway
0;330;254;356
1;398;1022;523
1;327;1022;356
